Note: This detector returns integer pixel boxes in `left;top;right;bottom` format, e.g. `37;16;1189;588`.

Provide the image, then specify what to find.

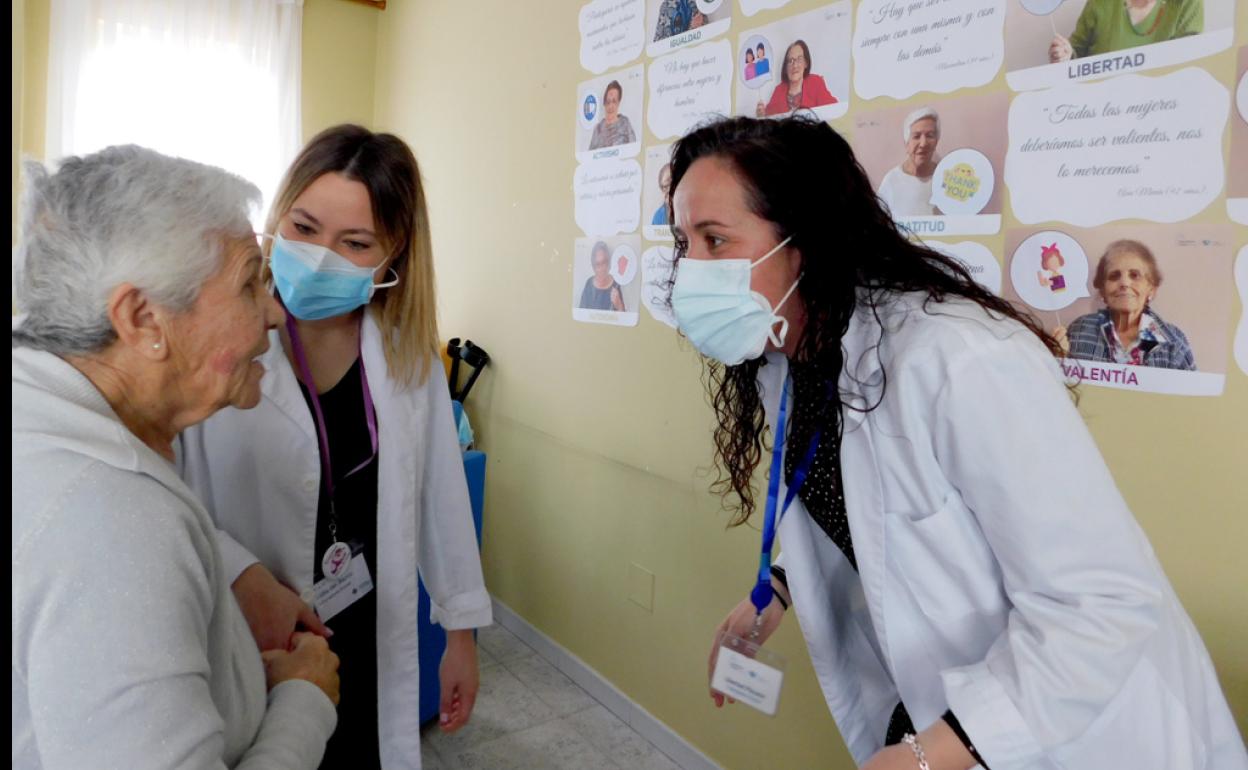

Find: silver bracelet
902;734;932;770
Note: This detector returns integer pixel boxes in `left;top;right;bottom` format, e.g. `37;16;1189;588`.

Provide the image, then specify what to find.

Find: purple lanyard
285;313;379;507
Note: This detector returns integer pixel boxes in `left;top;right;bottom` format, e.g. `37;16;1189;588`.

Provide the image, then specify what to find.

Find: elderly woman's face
1101;250;1156;318
905;118;939;167
672;156;801;353
784;44;806;83
168;234;283;412
280;172;388;272
659;164;672;195
592;249;611;279
604;87;621;118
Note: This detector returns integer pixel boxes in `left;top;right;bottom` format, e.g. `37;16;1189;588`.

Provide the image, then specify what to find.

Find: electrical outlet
627;562;655;612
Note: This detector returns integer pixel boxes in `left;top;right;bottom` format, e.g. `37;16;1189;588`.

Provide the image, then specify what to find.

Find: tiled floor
419;623;683;770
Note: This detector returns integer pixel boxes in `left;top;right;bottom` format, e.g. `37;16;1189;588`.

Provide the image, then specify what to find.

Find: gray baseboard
490;597;723;770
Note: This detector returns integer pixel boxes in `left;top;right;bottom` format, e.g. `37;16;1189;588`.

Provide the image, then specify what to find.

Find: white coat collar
256;311;394;441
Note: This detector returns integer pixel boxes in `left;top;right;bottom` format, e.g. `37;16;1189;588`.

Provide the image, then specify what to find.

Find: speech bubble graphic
1009;230;1090;311
1018;0;1063;15
931;148;995;216
738;33;775;90
579;93;599;130
927;240;1002;294
642;246;678;328
612;243;639;285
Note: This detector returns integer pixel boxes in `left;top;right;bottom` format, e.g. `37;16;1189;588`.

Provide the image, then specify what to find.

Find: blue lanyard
750;377;823;616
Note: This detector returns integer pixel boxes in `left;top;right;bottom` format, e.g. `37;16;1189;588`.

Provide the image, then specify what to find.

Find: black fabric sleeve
942;709;989;769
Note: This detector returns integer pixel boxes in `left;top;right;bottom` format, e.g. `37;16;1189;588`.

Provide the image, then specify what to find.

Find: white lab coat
761;293;1245;770
178;314;492;770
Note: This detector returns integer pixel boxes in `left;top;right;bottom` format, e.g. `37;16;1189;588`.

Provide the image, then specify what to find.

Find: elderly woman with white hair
12;145;341;769
876;106;942;218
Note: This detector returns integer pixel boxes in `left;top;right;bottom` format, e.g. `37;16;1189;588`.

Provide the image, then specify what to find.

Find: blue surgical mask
269;234;398;321
670;235;799;366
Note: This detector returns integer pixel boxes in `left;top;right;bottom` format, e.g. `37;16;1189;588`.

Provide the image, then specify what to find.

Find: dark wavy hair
665;115;1062;526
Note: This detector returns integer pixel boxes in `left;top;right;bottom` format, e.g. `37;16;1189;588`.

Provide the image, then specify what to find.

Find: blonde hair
266;124;438;387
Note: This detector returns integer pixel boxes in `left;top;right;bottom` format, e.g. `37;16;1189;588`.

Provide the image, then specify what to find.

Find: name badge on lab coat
312;541;374;623
710;634;787;717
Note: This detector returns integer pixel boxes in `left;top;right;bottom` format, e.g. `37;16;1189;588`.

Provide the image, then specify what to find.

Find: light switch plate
627;562;655;612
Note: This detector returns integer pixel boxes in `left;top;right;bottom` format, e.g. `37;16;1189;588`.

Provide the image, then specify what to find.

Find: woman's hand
1052;325;1070;355
438;630;481;733
755;100;767;118
232;563;331;651
262;631;341;705
690;11;707;29
610;285;625;312
1049;34;1073;63
707;592;785;707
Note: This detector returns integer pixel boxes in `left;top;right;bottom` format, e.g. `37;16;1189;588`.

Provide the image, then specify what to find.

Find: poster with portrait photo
852;0;1007;101
572;235;643;327
1227;46;1248;225
1004;67;1228;227
732;2;851;123
855;92;1007;237
643;144;675;241
1003;0;1237;92
576;63;645;163
646;0;732;59
1003;224;1235;396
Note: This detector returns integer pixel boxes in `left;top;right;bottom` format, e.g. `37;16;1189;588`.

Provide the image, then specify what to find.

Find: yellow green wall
300;0;379;141
373;3;1248;768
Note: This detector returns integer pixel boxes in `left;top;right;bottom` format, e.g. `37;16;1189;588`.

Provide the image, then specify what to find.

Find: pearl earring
153;343;162;350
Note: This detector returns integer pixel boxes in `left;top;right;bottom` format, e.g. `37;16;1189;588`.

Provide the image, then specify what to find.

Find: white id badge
710;634;786;717
312;543;374;623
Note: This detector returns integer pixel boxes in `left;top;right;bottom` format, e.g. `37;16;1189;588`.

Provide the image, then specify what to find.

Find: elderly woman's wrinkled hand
262;632;341;705
1049;34;1073;63
1052;325;1070;356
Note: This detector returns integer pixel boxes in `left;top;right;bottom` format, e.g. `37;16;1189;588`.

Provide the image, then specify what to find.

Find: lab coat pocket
885;492;1005;623
1050;656;1206;770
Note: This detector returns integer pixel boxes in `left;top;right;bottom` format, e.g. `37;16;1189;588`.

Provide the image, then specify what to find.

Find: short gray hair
12;145;261;355
901;106;940;143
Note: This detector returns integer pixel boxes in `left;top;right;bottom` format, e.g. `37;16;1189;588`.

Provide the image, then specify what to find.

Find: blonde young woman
179;125;492;769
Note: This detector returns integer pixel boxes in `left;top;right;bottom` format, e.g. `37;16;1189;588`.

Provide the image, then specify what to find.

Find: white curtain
45;0;303;226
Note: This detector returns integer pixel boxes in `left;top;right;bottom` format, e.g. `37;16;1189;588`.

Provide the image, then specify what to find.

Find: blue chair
417;403;485;725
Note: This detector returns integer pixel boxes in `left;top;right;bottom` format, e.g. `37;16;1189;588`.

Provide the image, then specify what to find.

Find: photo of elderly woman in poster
876;106;941;217
1003;0;1231;90
756;40;838;116
579;240;626;311
588;80;638;151
1005;225;1233;396
1054;239;1196;370
1047;0;1203;63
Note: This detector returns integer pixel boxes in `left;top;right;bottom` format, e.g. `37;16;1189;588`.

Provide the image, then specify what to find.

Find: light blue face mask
269;234;399;321
670;235;799;366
